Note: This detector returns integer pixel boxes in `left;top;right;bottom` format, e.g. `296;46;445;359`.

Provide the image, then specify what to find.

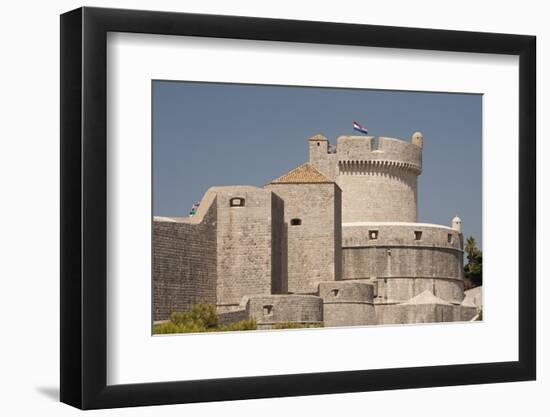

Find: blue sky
153;81;482;247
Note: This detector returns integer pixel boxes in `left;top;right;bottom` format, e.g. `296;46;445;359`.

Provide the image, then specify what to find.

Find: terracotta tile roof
269;163;334;184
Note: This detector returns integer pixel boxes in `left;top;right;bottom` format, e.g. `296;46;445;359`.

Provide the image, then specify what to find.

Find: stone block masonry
153;195;217;321
215;186;285;311
265;178;342;294
246;295;323;329
152;131;480;329
309;134;423;223
318;281;376;327
342;222;464;304
153;186;286;318
375;291;456;324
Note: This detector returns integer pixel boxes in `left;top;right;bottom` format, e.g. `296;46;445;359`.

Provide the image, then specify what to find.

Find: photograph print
152;81;483;335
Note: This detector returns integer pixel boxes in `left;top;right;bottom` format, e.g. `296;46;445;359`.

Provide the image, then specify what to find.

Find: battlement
336;136;422;173
308;132;425;223
341;222;463;250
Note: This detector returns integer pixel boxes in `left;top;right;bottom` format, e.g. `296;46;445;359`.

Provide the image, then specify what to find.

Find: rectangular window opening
230;197;245;207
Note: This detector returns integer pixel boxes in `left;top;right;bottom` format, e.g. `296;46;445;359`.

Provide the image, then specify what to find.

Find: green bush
272;322;323;329
217;319;257;332
153;304;257;334
153;320;205;334
170;304;218;328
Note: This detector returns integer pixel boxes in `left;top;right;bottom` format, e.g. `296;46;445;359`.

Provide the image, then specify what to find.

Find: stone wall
318;281;376;327
265;183;342;294
215;187;284;310
342;223;464;303
337;136;422;168
463;286;483;308
246;295;323;329
376;303;456;325
217;308;249;325
337;163;418;222
271;193;287;294
334;187;343;282
457;305;479;321
152;196;217;321
343;247;462;280
372;277;464;304
309;135;338;180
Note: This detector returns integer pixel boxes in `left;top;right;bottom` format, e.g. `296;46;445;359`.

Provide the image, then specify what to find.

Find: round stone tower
335;133;423;223
308;131;466;307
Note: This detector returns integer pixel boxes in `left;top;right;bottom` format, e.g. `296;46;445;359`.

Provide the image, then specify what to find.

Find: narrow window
263;305;273;316
414;231;423;240
447;233;453;244
230;197;245;207
317;142;320;147
369;230;378;240
290;218;302;226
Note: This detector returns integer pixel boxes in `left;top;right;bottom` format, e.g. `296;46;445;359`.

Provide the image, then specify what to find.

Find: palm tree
464;236;482;287
465;236;477;262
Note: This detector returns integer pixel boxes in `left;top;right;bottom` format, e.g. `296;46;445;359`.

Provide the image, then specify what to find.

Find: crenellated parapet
309;133;424;223
336;136;422;174
338;159;422;176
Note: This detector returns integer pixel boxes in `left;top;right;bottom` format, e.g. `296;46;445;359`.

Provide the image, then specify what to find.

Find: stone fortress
153;132;481;329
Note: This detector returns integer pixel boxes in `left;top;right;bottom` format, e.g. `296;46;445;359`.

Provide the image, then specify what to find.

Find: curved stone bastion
318;281;376;328
246;295;324;329
341;222;464;304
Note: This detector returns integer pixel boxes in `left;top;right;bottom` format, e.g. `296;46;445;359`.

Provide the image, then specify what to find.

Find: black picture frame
60;6;536;410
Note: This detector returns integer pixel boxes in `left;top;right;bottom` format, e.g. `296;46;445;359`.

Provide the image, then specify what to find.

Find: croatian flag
353;120;368;135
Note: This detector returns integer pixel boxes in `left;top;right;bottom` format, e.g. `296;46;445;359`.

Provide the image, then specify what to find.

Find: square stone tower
265;163;342;294
213;186;286;311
